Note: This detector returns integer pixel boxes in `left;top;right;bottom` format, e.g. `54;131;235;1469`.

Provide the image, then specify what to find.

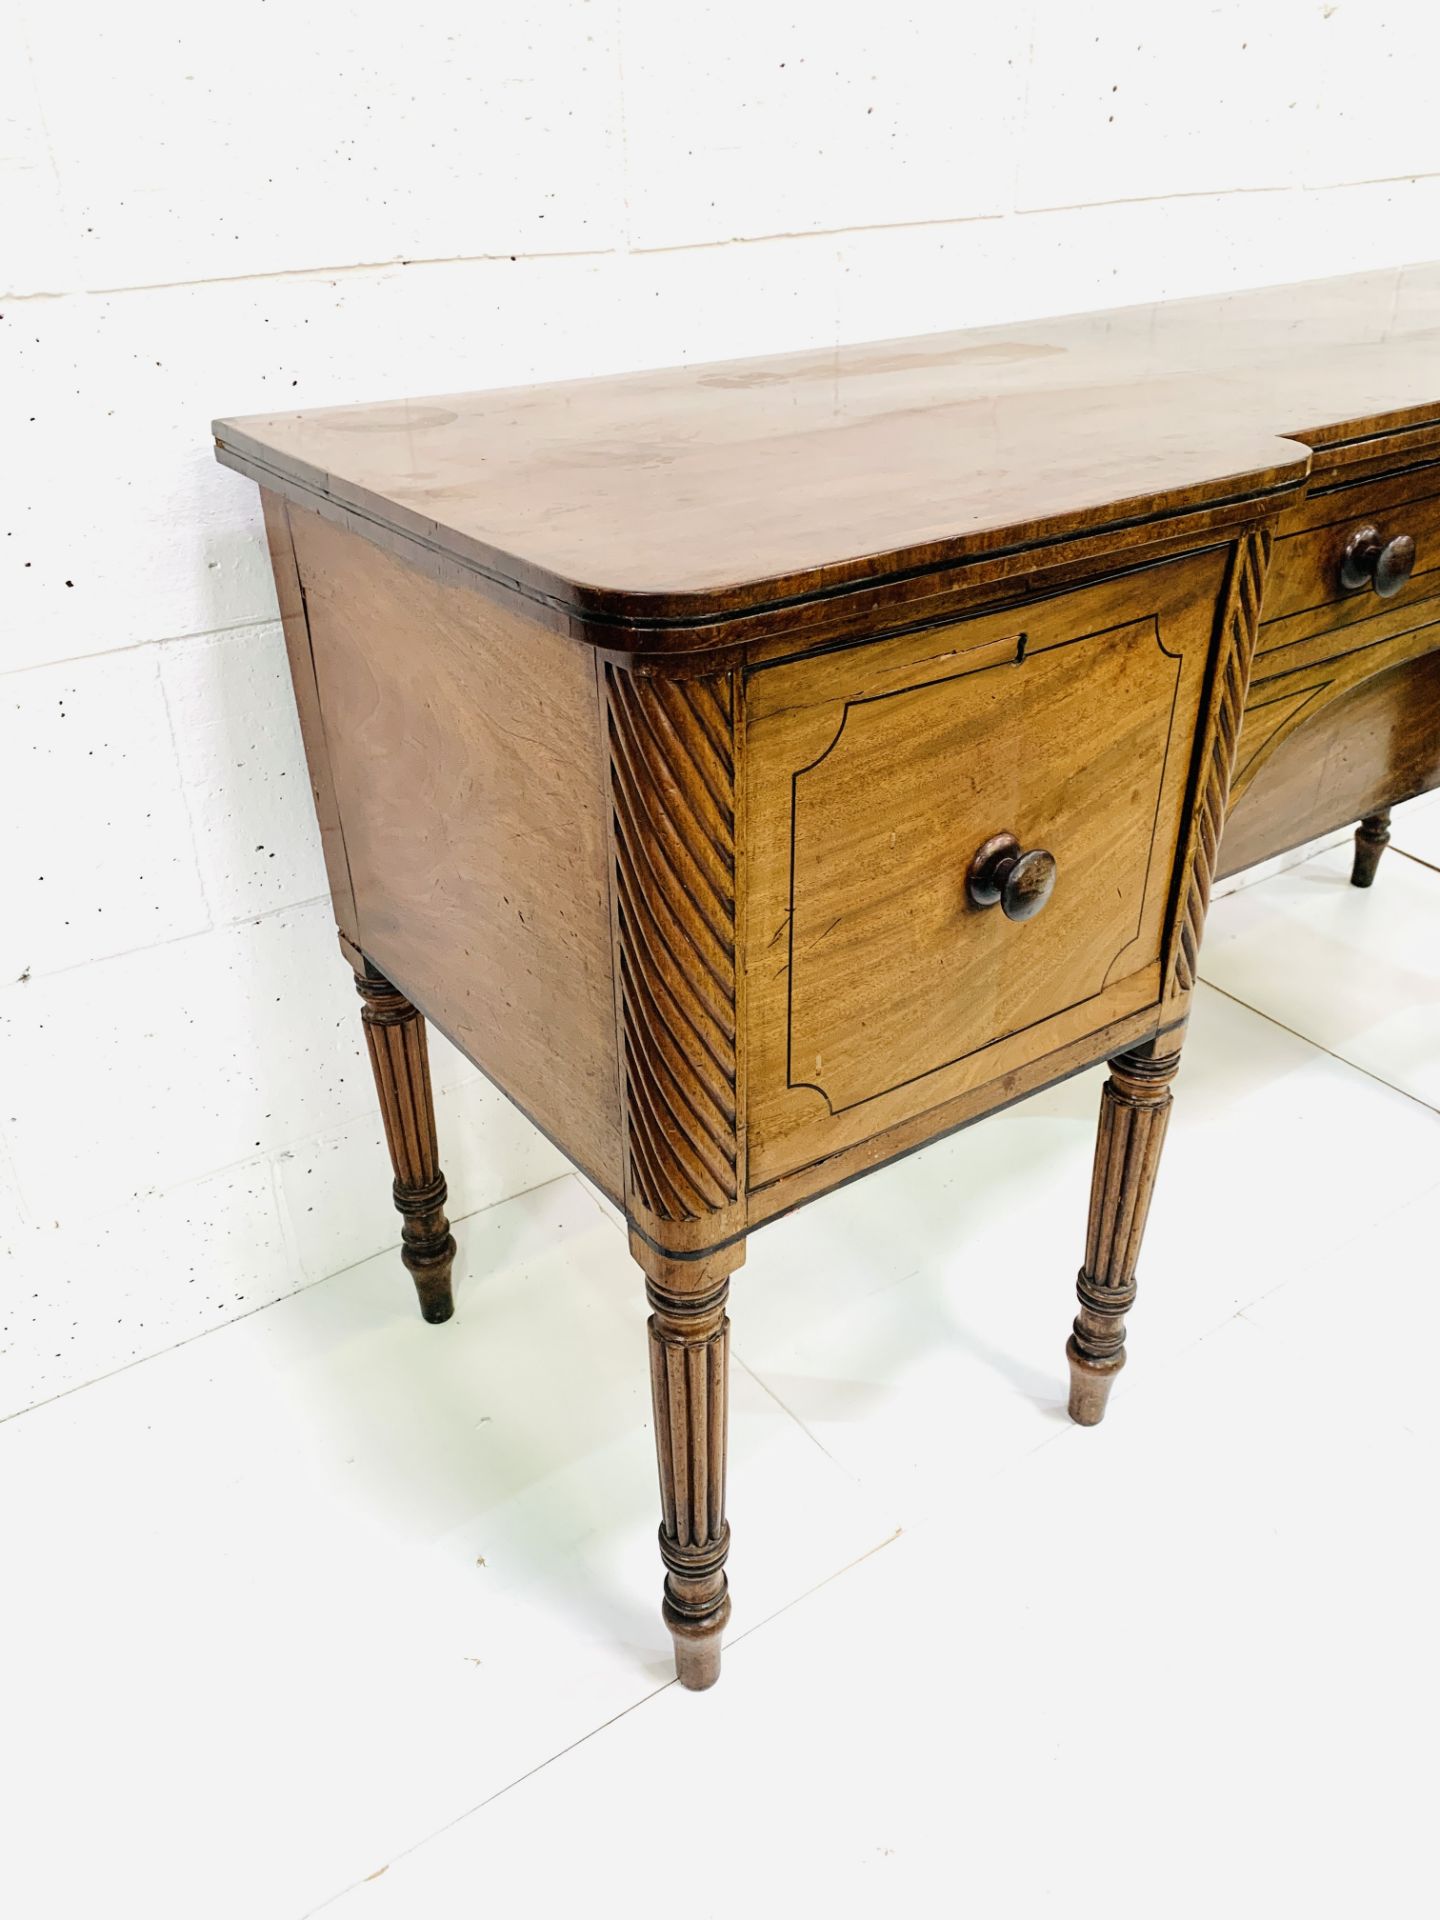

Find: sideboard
215;264;1440;1688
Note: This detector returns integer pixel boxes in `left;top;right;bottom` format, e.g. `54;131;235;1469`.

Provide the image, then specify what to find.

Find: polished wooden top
215;263;1440;630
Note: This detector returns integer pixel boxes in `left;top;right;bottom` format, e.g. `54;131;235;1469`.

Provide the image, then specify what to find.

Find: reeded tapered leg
1351;809;1391;888
1066;1038;1182;1426
354;962;457;1323
645;1262;732;1690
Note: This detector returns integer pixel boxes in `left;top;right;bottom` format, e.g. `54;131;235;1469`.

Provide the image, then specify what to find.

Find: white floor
4;802;1439;1920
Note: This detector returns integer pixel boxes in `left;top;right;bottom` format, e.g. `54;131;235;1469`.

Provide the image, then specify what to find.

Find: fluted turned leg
354;962;457;1324
1351;809;1391;888
1066;1038;1182;1426
645;1267;732;1690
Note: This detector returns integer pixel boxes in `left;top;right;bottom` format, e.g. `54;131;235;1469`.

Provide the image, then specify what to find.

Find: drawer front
744;549;1231;1186
1260;470;1440;653
1229;601;1440;812
1220;644;1440;879
1228;467;1440;827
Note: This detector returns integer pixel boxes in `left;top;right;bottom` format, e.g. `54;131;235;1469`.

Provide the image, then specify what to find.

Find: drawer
1220;644;1440;879
1229;600;1440;812
743;548;1232;1185
1259;473;1440;653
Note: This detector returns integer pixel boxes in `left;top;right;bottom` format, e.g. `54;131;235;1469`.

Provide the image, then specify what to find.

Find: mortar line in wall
1;244;625;304
494;175;1440;260
3;615;279;683
2;890;334;993
5;1049;471;1238
11;168;1440;311
8;1139;272;1240
17;12;66;238
0;1169;584;1431
1012;186;1291;219
3;217;971;301
263;1118;308;1295
0;1125;28;1233
629;209;1005;257
1303;168;1440;191
155;636;219;935
10;170;1438;306
1009;178;1440;220
613;0;633;252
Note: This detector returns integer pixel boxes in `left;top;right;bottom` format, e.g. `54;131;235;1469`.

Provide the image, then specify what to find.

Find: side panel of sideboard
279;500;626;1199
262;494;361;948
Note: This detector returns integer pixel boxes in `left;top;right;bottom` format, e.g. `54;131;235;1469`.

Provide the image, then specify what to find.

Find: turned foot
396;1174;458;1323
1066;1313;1129;1426
1067;1039;1181;1426
662;1541;732;1691
355;962;457;1322
1351;809;1391;888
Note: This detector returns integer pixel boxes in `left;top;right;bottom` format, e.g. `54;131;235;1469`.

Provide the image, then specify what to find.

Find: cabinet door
743;549;1230;1185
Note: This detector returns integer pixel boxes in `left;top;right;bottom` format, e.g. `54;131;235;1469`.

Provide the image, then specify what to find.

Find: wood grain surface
353;962;458;1324
1066;1038;1183;1427
220;267;1440;635
228;268;1440;1693
645;1272;732;1690
1261;475;1440;635
262;494;359;947
286;505;625;1198
1351;810;1393;889
743;548;1229;1186
1213;453;1440;872
604;664;748;1257
1165;529;1272;997
1219;647;1440;877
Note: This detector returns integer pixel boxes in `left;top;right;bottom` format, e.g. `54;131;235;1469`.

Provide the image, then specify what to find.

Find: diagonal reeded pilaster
605;667;740;1232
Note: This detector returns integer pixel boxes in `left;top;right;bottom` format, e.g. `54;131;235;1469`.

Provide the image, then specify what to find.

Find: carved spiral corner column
604;662;744;1687
604;664;742;1246
1066;1039;1181;1426
1351;808;1391;888
647;1275;732;1690
1169;528;1273;996
354;963;457;1324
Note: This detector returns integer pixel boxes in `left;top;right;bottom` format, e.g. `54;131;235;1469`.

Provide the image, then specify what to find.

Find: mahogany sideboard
215;264;1440;1689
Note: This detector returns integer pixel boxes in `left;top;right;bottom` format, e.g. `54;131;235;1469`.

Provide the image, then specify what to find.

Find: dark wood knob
1340;524;1417;598
966;832;1057;922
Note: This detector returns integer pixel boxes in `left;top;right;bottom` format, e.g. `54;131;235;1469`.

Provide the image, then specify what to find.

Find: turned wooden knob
966;831;1057;922
1339;524;1417;598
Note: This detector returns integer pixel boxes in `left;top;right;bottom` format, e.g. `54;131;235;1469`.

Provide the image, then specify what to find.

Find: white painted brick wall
3;0;1437;1418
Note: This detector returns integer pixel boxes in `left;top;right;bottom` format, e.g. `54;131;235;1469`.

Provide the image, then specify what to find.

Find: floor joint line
1196;979;1440;1118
